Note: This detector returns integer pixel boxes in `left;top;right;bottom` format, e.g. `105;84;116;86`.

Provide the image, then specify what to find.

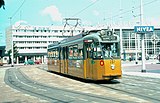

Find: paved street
1;0;160;103
0;62;160;103
0;66;49;103
122;60;160;78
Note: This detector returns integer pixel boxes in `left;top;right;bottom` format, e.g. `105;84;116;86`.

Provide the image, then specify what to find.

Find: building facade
6;25;160;64
114;26;160;60
6;25;92;64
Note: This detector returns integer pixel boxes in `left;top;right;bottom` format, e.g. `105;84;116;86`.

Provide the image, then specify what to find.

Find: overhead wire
71;0;159;26
105;0;159;20
10;0;26;19
72;0;100;17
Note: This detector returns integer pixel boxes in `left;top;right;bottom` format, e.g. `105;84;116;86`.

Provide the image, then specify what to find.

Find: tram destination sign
134;26;154;33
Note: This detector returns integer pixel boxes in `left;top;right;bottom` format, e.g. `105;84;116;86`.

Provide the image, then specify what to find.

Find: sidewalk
0;67;49;103
122;59;160;78
122;71;160;78
122;59;158;67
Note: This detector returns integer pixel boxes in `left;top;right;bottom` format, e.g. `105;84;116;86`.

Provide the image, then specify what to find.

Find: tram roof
48;29;119;49
60;30;101;43
48;42;60;49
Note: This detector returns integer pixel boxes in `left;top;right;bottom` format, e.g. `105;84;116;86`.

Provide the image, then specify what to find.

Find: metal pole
154;34;156;56
140;0;146;72
140;0;143;25
119;0;123;59
135;33;138;64
145;34;148;58
9;17;14;67
11;33;14;67
141;33;146;72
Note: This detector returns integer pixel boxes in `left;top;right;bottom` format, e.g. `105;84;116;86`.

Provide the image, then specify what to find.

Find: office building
6;25;160;64
6;25;91;64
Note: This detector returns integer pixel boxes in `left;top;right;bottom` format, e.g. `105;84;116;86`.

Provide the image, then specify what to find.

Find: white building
6;24;94;64
6;24;160;64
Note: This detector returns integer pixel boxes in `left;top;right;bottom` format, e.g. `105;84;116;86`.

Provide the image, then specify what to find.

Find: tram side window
60;48;63;60
55;49;59;59
69;45;83;60
51;48;59;59
50;51;54;58
48;51;51;58
78;49;83;59
69;46;73;59
92;43;103;59
73;45;78;59
53;50;56;58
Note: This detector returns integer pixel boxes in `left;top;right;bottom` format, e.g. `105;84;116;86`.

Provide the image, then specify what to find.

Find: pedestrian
129;54;132;62
157;54;160;62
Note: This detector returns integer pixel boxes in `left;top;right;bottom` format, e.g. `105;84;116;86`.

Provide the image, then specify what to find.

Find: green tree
7;49;11;64
13;43;19;59
0;0;5;9
7;43;19;64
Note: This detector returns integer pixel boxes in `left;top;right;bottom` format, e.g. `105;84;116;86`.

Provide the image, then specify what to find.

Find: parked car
138;56;150;60
0;58;3;66
138;57;142;60
0;61;3;66
149;55;156;60
24;59;34;65
35;59;42;64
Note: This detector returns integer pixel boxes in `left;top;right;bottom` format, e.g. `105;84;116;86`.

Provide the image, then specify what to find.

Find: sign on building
134;26;154;33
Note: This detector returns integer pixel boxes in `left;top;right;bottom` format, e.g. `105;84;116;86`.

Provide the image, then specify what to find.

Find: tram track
5;68;68;103
4;67;128;103
123;75;160;84
39;65;160;102
121;75;160;91
121;80;160;91
94;78;160;102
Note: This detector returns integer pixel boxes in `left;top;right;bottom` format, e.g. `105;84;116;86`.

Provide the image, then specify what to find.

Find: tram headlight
111;64;115;70
100;30;106;36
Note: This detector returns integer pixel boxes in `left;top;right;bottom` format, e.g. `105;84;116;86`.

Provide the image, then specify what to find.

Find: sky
0;0;160;46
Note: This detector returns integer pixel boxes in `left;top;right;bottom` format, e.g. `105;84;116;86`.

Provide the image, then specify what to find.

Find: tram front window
91;42;120;59
102;46;111;58
102;43;119;59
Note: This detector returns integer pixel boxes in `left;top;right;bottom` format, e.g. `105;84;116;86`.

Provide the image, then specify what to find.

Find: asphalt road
1;64;160;103
123;63;160;73
4;67;124;103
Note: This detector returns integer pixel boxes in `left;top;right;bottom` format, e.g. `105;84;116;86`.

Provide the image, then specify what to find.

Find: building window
54;30;58;33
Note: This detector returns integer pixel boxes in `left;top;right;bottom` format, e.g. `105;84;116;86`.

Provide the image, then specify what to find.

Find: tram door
61;47;68;74
85;42;94;79
64;47;68;74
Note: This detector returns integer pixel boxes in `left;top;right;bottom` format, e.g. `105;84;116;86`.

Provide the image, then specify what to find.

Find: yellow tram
0;57;3;66
47;29;122;80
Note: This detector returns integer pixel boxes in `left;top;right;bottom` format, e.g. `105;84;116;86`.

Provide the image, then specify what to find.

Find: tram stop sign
134;26;154;33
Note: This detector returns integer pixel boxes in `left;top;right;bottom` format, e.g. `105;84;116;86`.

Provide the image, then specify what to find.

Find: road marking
91;101;100;103
64;94;88;102
64;94;76;99
78;98;88;101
